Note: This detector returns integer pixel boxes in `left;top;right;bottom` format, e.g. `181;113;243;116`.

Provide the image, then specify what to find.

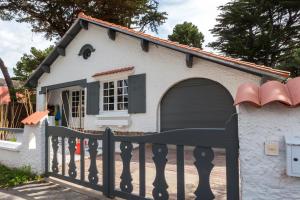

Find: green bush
0;164;41;188
8;137;17;142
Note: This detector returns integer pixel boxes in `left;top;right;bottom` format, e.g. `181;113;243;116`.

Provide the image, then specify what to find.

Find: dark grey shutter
128;73;146;113
86;81;100;115
61;91;70;127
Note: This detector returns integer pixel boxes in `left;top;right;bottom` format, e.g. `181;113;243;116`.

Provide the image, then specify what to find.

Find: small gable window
78;44;95;60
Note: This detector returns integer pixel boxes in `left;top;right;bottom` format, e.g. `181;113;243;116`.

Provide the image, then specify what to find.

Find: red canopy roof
21;111;49;125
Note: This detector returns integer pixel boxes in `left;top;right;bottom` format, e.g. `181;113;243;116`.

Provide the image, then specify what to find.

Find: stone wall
238;103;300;200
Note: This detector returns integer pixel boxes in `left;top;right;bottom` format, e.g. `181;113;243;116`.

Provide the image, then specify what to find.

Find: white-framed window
103;79;128;112
71;90;85;117
103;81;115;111
117;79;128;110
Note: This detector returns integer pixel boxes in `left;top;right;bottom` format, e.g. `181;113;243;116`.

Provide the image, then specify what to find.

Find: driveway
49;145;227;200
0;181;100;200
66;146;227;200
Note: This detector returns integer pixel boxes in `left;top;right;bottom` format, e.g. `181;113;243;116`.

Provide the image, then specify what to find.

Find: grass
0;164;42;188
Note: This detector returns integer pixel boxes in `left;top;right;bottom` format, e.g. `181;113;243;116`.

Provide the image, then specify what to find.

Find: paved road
0;182;100;200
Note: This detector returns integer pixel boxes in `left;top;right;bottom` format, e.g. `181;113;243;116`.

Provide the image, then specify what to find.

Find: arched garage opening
160;78;236;131
160;78;239;199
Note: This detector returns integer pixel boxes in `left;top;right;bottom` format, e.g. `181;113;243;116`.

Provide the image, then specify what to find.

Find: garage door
160;78;236;131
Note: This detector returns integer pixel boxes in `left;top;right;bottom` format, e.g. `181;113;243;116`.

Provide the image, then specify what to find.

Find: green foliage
168;22;204;48
8;137;17;142
209;0;300;67
13;46;54;83
277;49;300;77
0;0;167;40
0;164;41;188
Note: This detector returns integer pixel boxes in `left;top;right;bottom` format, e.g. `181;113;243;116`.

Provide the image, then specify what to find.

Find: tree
0;0;167;40
277;48;300;77
209;0;300;67
168;22;204;48
13;46;54;82
0;58;15;99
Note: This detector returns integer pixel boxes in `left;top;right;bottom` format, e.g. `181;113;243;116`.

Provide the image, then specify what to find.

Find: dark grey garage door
160;78;236;131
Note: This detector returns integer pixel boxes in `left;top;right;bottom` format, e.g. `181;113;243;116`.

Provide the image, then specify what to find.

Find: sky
0;0;229;78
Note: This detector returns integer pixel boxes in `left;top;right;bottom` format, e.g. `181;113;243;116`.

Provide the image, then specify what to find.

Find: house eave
25;19;83;88
25;17;288;88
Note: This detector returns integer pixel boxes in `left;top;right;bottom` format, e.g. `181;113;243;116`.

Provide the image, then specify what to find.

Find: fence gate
45;115;239;200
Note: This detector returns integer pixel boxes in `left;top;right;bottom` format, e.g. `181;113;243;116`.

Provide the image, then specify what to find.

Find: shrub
0;164;41;188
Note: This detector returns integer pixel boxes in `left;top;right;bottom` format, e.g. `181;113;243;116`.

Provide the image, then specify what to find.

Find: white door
70;89;85;129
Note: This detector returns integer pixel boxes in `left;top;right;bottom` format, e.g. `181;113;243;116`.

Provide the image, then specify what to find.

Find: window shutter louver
128;73;146;113
61;90;70;127
86;81;100;115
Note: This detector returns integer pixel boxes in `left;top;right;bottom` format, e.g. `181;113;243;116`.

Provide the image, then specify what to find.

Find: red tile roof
0;87;24;105
234;83;260;106
92;66;134;77
235;77;300;107
260;81;292;106
0;86;11;105
286;77;300;106
21;111;49;125
79;12;290;79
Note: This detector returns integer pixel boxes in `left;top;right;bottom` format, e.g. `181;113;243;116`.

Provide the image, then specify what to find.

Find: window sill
96;112;129;127
96;112;129;118
96;119;129;127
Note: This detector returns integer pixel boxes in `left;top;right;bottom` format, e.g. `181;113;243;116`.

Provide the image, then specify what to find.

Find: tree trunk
0;58;16;100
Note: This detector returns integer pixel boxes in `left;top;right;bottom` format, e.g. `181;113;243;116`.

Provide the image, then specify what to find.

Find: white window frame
102;81;115;111
100;78;129;115
70;89;85;118
116;79;129;111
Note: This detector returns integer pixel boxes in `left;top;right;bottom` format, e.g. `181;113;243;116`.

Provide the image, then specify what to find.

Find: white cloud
0;0;229;78
0;21;52;77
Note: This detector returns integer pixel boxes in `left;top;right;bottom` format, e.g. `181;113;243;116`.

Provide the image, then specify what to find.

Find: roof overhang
25;14;290;88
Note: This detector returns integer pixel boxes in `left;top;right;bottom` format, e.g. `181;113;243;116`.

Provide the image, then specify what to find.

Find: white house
26;12;290;134
16;13;300;199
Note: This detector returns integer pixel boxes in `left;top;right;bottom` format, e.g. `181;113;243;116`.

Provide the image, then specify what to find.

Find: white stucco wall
36;23;261;132
238;103;300;200
0;120;46;174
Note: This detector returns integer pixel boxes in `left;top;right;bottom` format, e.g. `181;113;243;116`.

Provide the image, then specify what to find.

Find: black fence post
109;128;115;198
103;128;115;198
44;120;49;177
226;114;240;200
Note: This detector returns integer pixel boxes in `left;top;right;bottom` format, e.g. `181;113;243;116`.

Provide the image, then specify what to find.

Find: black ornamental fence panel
45;115;239;200
45;125;105;191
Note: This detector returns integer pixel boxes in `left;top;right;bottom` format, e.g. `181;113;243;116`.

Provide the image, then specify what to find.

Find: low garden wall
239;103;300;200
0;121;46;174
